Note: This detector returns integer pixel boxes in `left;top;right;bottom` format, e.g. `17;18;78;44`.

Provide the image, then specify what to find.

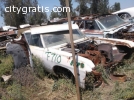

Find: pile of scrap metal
0;26;17;51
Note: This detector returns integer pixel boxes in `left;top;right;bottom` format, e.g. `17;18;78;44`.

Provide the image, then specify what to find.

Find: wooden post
65;0;81;100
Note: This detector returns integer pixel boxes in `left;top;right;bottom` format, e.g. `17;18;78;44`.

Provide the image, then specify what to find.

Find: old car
70;14;134;56
112;7;134;23
0;26;17;51
6;23;127;88
112;7;134;32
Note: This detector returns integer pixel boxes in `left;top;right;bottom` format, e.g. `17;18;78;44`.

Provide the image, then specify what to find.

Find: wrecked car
6;24;127;88
112;7;134;32
72;14;134;56
112;7;134;23
0;27;17;51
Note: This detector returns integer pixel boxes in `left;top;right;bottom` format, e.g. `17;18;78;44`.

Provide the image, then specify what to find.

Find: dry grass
1;55;134;100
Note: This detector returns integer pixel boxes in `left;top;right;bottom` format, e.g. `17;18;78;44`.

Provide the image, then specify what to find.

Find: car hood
94;37;134;48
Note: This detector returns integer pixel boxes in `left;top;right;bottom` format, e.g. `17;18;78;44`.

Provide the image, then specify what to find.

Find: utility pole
65;0;81;100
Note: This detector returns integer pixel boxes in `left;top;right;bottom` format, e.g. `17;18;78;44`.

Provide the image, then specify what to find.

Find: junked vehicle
6;23;127;88
0;26;17;51
112;7;134;24
71;14;134;56
112;7;134;32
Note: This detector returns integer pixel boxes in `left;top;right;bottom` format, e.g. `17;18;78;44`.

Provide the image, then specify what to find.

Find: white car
6;23;127;88
112;7;134;23
113;7;134;32
22;24;98;88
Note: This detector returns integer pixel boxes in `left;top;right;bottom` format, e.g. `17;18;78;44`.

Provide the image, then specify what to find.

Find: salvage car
112;7;134;23
6;23;127;88
71;14;134;56
112;7;134;32
0;27;17;51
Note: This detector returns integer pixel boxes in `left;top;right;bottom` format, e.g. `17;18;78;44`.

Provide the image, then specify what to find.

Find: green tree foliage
71;9;77;17
49;11;60;20
75;0;109;15
90;0;109;14
97;0;109;14
114;2;120;11
75;4;89;15
90;0;100;14
75;0;90;15
1;0;26;27
59;0;73;18
25;0;47;25
111;2;121;12
0;0;47;27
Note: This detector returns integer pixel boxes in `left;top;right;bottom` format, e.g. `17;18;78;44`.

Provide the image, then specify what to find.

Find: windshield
42;29;85;47
98;15;126;29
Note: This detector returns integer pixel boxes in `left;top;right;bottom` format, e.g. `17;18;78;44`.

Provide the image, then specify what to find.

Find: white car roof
113;7;134;17
1;26;17;31
30;24;79;35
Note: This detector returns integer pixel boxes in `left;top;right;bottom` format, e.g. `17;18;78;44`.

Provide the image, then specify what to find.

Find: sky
0;0;134;27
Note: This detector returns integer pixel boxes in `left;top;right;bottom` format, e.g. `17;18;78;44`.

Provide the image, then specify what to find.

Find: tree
49;11;59;20
111;2;120;12
97;0;109;14
89;0;109;15
90;0;100;14
0;0;26;27
0;0;48;27
25;0;47;25
75;0;90;15
75;4;89;15
59;0;73;18
71;9;77;17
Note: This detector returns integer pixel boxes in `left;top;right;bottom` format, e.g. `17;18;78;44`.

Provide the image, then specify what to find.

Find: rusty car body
0;27;17;51
5;23;127;88
68;14;134;56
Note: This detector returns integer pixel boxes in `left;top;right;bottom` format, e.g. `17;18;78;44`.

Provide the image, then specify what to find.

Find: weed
32;56;46;79
0;55;13;77
2;82;27;100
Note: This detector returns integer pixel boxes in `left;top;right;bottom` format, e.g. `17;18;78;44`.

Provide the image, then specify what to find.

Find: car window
85;20;100;30
42;29;85;47
30;34;43;47
24;32;31;44
98;15;126;29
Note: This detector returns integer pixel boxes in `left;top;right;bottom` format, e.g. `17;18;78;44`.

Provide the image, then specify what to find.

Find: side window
93;21;100;30
86;20;100;30
24;32;31;44
30;34;43;47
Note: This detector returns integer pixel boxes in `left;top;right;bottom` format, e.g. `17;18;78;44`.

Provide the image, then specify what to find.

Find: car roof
30;23;79;35
112;7;134;17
